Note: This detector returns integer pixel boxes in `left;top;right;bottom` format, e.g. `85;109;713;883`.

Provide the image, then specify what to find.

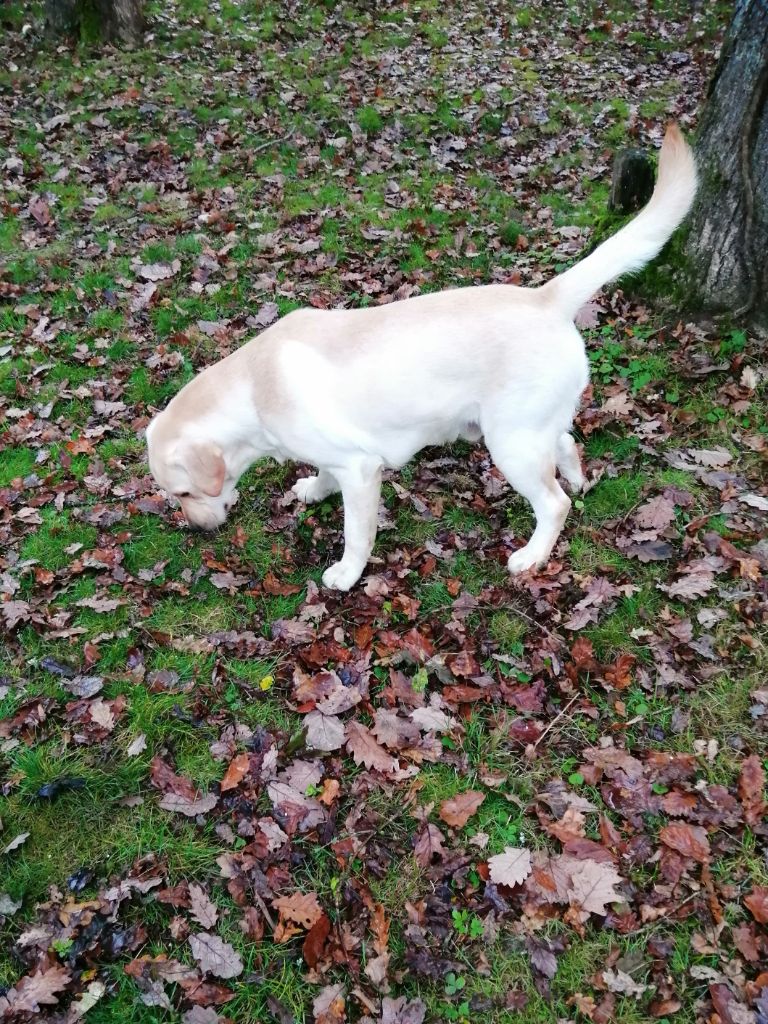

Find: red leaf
745;886;768;923
659;823;710;863
738;755;767;828
303;912;330;968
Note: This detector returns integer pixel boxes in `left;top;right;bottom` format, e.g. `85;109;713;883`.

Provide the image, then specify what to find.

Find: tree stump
609;149;655;214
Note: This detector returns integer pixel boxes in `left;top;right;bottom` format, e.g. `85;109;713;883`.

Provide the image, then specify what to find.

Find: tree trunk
684;0;768;324
45;0;145;46
96;0;144;47
44;0;80;36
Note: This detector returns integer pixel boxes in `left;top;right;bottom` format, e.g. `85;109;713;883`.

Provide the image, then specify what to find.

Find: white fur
146;126;696;590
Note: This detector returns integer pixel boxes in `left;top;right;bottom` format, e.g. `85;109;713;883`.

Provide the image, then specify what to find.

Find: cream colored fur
146;124;696;591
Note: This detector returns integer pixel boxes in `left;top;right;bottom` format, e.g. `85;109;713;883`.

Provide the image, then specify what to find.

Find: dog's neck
178;374;288;481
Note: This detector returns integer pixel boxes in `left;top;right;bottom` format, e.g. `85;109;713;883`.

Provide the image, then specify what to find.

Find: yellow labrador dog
146;125;695;591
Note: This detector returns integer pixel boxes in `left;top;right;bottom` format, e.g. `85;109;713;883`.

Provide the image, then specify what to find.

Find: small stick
251;128;295;155
533;693;580;749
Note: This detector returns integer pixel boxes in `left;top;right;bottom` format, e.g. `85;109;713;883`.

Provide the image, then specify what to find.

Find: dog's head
146;416;239;531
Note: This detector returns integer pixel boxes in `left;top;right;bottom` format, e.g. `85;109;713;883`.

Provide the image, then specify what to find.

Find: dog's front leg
321;460;382;591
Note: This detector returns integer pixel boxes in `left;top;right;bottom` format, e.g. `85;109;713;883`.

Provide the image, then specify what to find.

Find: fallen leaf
305;711;346;752
634;495;676;531
3;832;30;854
738;755;767;828
303;912;331;969
0;893;22;916
2;963;71;1014
127;733;147;757
488;847;532;887
273;891;323;929
438;790;486;828
413;823;447;867
159;792;219;817
744;886;768;924
567;858;625;916
602;968;651;998
189;884;219;929
345;721;398;773
138;260;180;281
659;823;710;863
380;995;427;1024
189;932;243;979
220;753;250;792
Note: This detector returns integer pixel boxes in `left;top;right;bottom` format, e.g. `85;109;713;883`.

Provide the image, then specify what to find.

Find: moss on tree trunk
684;0;768;325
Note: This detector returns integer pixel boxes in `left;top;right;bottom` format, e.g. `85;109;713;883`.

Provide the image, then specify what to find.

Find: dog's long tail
540;123;697;319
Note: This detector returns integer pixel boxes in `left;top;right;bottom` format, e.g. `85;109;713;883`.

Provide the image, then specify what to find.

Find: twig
252;888;276;930
251;128;295;155
533;693;580;749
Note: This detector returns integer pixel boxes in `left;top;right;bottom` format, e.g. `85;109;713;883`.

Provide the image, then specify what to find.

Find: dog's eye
177;491;190;498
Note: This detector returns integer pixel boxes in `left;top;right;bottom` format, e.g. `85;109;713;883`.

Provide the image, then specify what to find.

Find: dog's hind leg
485;428;571;575
555;433;585;492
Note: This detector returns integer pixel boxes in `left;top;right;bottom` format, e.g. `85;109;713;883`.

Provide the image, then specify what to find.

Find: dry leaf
345;721;398;773
273;891;323;929
189;932;243;979
488;847;532;887
602;968;650;998
1;963;71;1014
744;886;768;924
305;711;346;752
438;790;486;828
659;822;710;863
3;832;30;854
738;755;767;828
159;792;218;817
220;753;249;792
413;823;447;867
567;859;625;915
189;884;219;929
127;733;147;757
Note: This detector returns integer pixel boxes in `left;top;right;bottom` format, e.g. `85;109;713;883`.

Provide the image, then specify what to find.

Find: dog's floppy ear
183;441;226;497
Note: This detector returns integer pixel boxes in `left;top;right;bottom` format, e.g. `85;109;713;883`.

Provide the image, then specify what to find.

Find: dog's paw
507;547;544;575
293;476;323;503
562;469;586;494
322;560;362;591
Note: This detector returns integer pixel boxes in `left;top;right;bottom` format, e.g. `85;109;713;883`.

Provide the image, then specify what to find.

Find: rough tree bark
684;0;768;324
45;0;145;47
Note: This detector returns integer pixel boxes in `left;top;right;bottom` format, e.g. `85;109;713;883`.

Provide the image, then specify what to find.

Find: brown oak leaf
273;891;323;929
659;822;710;863
744;886;768;924
345;721;398;773
738;755;767;828
0;963;71;1014
305;711;345;752
566;858;625;916
438;790;486;828
413;823;447;867
220;753;250;792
